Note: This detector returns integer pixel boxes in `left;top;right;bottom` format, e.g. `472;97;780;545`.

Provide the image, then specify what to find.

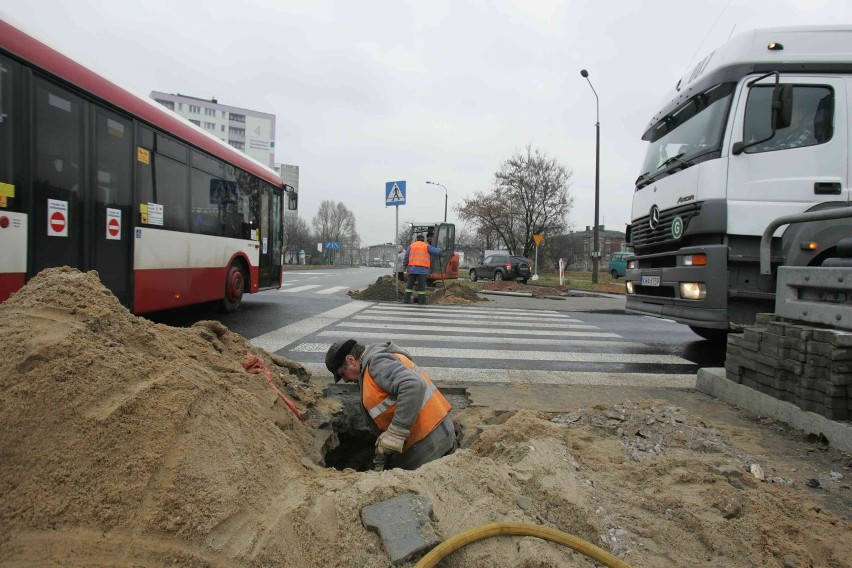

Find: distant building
274;163;300;194
149;91;276;168
557;225;627;271
368;243;397;265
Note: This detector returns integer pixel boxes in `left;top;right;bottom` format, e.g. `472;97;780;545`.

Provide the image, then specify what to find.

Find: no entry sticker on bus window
106;208;121;240
47;199;68;237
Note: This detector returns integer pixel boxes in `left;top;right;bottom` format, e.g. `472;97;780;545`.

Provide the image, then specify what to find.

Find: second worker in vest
402;233;442;304
325;339;456;470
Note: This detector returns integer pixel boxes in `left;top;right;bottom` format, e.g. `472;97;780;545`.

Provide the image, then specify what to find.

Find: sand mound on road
348;276;483;304
0;268;849;567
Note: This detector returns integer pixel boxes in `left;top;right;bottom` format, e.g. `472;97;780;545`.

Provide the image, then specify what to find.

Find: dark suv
469;254;531;283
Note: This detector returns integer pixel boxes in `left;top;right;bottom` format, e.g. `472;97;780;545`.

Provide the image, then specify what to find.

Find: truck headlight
679;282;706;300
626;281;635;294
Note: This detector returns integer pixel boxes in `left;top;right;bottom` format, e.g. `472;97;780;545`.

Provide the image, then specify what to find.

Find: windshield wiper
635;171;651;186
656;152;686;170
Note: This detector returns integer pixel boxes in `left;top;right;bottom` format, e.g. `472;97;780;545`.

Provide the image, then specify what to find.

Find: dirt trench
0;267;850;567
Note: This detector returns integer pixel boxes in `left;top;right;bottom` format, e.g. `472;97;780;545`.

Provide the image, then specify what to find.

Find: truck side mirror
288;192;298;211
772;84;794;130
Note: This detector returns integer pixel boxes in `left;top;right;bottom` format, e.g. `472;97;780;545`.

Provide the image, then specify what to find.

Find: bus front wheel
221;263;246;312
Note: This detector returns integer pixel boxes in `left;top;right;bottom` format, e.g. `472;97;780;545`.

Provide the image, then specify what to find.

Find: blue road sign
325;242;340;250
385;180;406;206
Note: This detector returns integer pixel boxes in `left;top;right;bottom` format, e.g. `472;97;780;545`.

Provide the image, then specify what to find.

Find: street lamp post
425;181;448;222
580;69;601;284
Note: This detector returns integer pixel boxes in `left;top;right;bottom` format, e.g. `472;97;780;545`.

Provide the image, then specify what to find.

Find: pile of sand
348;275;405;301
348;276;481;305
431;282;486;305
1;268;850;567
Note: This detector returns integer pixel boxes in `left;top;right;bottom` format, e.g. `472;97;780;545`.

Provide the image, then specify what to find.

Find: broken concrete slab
361;493;441;565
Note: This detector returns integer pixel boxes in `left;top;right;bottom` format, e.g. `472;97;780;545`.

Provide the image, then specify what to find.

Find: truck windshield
637;83;734;188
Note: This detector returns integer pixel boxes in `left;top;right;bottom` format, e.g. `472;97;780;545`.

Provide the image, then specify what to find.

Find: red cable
242;355;306;421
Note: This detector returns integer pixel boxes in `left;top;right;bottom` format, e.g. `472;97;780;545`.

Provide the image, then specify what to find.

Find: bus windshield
637;83;734;188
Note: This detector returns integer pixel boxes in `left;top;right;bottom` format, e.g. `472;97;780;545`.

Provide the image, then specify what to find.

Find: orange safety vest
407;241;431;268
362;353;451;450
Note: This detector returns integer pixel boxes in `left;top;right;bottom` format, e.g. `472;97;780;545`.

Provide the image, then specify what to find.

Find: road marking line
249;301;372;352
316;330;645;348
368;307;574;320
284;272;331;275
335;321;615;336
291;342;692;364
315;286;350;294
298;362;696;388
280;284;324;293
352;314;598;329
371;306;563;316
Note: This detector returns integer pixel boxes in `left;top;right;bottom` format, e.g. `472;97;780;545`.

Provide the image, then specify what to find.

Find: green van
608;252;631;279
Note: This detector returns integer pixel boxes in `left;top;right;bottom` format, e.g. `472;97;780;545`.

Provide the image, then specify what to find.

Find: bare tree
283;214;311;264
456;145;574;257
311;200;359;264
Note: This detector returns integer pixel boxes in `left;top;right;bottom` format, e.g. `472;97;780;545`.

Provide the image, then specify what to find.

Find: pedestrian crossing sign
385;180;406;206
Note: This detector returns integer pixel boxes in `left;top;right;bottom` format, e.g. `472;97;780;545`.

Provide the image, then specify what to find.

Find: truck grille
631;202;702;252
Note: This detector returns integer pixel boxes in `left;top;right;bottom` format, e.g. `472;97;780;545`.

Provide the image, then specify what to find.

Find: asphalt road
147;266;726;386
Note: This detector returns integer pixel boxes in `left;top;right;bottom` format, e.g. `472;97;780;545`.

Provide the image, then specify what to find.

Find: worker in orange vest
325;338;455;470
402;233;442;305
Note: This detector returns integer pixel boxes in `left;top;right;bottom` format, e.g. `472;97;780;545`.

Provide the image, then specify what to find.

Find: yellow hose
413;522;631;568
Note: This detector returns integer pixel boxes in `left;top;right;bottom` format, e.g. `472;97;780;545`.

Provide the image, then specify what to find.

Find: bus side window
153;154;188;231
136;126;154;215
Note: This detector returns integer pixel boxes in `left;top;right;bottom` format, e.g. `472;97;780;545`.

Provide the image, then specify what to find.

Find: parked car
608;251;631;279
469;254;531;283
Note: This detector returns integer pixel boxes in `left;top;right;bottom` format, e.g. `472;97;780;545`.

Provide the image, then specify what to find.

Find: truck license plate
641;275;661;287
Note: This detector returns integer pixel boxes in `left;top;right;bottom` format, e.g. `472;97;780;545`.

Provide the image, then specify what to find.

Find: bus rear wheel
221;262;246;312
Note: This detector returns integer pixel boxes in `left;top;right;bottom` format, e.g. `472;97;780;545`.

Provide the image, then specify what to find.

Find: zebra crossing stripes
351;314;597;330
284;303;697;387
278;283;351;294
316;330;642;348
336;320;617;337
292;342;688;365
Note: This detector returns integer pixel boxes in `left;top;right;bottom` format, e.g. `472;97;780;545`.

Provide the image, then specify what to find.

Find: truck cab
626;26;852;341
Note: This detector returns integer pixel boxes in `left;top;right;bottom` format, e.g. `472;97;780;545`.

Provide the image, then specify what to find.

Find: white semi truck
625;26;852;341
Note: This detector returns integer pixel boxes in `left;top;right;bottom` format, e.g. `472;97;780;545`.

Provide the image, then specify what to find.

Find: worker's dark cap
325;339;357;382
416;234;425;241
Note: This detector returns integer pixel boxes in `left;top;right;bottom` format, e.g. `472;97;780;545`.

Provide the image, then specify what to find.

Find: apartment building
149;91;276;168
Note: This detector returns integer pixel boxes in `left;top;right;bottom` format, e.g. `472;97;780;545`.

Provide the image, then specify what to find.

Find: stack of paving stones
724;313;852;420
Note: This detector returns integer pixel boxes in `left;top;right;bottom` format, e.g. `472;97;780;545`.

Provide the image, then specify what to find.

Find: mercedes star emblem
649;205;660;230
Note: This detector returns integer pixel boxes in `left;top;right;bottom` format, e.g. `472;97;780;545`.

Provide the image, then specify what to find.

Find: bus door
91;108;133;306
31;78;85;278
257;184;282;288
0;54;25;302
269;189;283;287
32;78;133;305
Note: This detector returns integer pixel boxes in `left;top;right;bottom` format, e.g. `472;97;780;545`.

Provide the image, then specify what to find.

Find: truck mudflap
625;244;729;329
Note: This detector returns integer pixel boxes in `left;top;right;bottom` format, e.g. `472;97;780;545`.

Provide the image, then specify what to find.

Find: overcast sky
3;0;851;247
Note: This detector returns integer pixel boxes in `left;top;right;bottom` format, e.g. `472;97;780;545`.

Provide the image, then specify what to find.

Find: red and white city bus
0;18;297;313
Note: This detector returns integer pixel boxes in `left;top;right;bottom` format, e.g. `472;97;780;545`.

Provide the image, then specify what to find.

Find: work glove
376;423;410;455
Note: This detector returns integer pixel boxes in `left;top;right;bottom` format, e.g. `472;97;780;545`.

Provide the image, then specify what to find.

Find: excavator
398;222;459;285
